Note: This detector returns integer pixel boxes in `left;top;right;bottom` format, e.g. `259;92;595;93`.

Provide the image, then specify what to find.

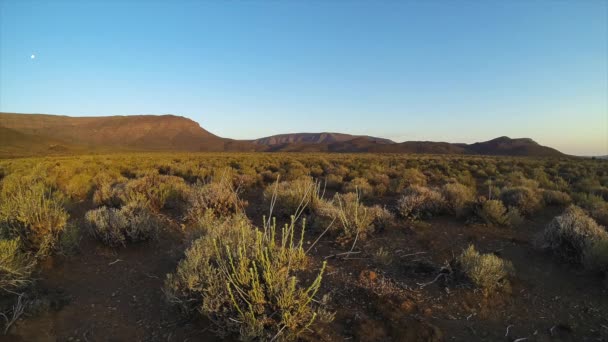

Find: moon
30;54;36;59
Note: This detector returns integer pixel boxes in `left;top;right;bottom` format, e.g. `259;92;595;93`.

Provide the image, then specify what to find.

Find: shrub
316;192;392;242
0;238;36;293
185;208;251;243
584;239;608;273
499;186;543;215
85;200;161;247
542;190;571;206
85;207;129;247
188;178;245;219
397;186;445;221
402;168;427;187
263;177;320;216
441;183;475;217
165;218;330;341
542;206;608;264
124;174;191;212
323;174;343;190
476;199;522;227
0;173;69;256
342;177;373;198
456;245;514;292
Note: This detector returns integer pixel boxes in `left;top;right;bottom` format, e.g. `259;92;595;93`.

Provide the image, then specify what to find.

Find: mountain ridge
0;112;566;157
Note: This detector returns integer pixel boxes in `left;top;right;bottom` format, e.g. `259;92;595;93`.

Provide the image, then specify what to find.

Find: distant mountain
254;134;562;156
0;113;259;155
0;112;566;157
253;133;394;146
465;136;563;157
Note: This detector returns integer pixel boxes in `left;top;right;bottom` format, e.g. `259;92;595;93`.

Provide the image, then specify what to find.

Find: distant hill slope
465;136;563;157
253;132;394;146
256;134;563;156
0;112;259;154
0;112;565;157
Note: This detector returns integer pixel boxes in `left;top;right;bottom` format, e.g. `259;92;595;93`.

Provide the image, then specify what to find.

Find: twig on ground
324;251;361;259
400;251;427;258
505;324;514;337
108;259;123;266
2;293;25;335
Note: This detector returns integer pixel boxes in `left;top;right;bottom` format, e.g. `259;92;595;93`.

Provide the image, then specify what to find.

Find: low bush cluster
316;192;392;242
85;200;161;247
188;178;245;219
397;185;445;221
542;206;608;270
0;172;69;256
0;238;36;293
476;199;523;227
456;245;514;292
441;182;475;217
499;186;543;215
165;217;332;341
263;177;320;216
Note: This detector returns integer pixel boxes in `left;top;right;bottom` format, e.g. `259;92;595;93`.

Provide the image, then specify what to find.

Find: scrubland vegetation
0;152;607;340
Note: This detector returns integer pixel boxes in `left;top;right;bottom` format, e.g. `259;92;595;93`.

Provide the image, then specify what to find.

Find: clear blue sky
1;1;606;155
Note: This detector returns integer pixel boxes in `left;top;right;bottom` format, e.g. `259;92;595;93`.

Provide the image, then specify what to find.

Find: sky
0;1;606;155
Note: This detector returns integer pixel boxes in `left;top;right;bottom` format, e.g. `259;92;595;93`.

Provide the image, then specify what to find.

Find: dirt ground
3;194;608;342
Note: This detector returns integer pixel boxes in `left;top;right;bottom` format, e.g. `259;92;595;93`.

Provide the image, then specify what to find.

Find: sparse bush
165;217;330;341
342;177;373;198
441;182;475;217
85;207;128;247
57;223;81;256
542;206;608;264
584;239;608;273
85;200;161;247
397;186;445;221
456;245;514;292
0;173;69;256
402;168;427;187
125;174;191;212
263;177;319;216
542;190;572;206
476;199;522;227
500;186;543;215
317;192;392;242
0;238;36;293
505;206;524;227
324;174;343;190
189;178;245;219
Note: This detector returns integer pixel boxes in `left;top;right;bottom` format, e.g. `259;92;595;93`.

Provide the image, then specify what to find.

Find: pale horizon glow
1;1;606;156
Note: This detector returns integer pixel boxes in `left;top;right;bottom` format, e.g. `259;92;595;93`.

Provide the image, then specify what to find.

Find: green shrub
500;186;543;215
456;245;514;291
542;206;608;264
402;168;427;187
441;182;475;217
342;177;373;198
542;190;572;206
397;186;445;221
584;239;608;273
316;192;392;242
263;177;320;216
165;217;330;341
85;200;161;247
189;178;245;219
476;199;522;227
0;238;36;293
0;173;69;256
124;174;191;212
